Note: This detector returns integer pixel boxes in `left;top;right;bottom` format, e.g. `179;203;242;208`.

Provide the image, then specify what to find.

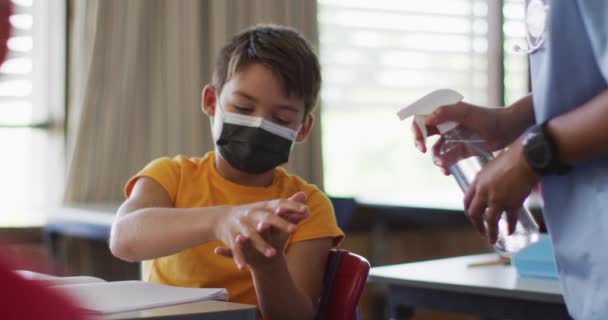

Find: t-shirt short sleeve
124;157;181;204
288;189;344;247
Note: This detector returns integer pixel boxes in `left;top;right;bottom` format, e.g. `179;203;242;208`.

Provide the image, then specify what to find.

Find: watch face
525;131;552;168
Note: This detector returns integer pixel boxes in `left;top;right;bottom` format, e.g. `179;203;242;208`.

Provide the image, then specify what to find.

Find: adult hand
463;140;540;243
412;101;511;174
213;192;309;269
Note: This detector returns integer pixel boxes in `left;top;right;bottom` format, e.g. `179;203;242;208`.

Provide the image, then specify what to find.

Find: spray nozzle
396;89;464;145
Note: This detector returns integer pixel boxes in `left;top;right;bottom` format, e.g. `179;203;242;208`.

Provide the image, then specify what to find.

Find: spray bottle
397;89;539;257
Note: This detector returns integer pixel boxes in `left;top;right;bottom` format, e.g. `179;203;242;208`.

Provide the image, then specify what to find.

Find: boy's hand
215;225;290;271
213;192;309;270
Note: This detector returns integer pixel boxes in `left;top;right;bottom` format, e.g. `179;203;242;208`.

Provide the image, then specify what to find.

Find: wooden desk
102;300;256;320
369;253;571;319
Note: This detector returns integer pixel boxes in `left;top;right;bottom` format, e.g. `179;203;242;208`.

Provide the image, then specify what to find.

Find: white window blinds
0;0;33;125
0;0;65;225
319;0;528;204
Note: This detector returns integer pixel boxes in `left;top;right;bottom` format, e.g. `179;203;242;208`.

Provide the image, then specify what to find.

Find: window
503;0;528;105
0;0;65;225
319;0;527;207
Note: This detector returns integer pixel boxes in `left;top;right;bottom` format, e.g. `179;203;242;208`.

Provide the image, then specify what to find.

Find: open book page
54;280;228;314
15;270;106;286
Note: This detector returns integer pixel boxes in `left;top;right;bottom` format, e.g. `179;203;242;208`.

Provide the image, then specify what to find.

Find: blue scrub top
529;0;608;318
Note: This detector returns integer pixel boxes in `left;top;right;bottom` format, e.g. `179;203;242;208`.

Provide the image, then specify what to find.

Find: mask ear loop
295;114;309;141
290;115;309;145
211;101;225;144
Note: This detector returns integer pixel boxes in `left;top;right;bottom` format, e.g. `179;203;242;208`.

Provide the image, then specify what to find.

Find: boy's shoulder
275;166;313;187
146;153;212;172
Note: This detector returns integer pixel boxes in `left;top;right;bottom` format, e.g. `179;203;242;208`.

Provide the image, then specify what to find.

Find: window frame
0;0;66;226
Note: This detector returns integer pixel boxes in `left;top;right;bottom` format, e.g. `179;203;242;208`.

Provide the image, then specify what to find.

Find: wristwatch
522;122;572;176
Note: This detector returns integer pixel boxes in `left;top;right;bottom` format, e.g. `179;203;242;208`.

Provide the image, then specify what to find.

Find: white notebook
16;270;107;286
15;271;227;314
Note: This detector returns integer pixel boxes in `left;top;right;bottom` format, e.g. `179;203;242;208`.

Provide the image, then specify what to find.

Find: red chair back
0;0;11;64
316;249;370;320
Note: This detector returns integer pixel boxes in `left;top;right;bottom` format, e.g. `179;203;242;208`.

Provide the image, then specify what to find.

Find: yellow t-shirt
124;151;344;307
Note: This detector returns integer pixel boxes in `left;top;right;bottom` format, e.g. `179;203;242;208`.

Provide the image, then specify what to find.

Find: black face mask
212;106;298;174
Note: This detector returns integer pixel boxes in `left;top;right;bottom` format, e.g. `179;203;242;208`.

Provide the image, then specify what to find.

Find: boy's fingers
257;222;271;233
275;205;309;224
275;202;308;215
235;233;249;245
267;194;309;224
287;192;307;204
274;201;310;219
275;210;308;224
231;243;247;270
277;212;308;225
213;246;233;258
242;228;276;258
262;213;297;234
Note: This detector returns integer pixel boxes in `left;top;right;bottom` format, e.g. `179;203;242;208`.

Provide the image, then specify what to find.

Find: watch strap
524;122;573;176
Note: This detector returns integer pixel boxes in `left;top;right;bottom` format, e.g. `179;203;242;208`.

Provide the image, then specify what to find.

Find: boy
109;25;344;320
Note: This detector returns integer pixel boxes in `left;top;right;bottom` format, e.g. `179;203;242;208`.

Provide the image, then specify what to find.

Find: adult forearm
547;89;608;164
110;206;222;262
251;256;314;320
502;94;535;143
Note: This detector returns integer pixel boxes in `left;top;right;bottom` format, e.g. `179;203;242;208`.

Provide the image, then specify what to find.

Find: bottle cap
396;89;464;145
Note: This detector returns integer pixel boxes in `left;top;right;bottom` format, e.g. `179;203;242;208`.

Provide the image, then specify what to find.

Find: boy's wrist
207;206;227;241
249;252;287;274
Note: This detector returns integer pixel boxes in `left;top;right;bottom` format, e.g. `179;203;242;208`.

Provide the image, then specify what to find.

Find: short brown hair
212;24;322;114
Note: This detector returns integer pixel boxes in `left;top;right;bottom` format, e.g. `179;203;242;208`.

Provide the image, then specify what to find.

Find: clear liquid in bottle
442;127;540;257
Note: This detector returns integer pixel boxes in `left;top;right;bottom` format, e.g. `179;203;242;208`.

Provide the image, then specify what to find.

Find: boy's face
203;63;314;143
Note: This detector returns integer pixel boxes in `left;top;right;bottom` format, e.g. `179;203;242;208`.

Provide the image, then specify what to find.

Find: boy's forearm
110;206;223;262
251;255;315;320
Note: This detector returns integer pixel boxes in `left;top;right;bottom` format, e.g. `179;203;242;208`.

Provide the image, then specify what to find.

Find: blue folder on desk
512;234;559;279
